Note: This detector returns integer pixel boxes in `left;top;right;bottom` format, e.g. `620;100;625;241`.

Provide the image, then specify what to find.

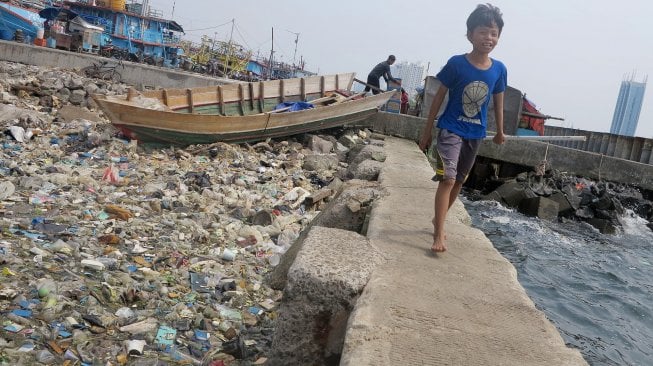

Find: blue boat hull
0;3;44;41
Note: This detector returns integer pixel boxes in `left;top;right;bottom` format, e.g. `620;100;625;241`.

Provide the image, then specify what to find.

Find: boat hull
93;73;394;146
97;92;392;146
0;3;44;40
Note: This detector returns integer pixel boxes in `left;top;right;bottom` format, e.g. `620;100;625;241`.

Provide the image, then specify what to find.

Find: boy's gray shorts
434;129;482;182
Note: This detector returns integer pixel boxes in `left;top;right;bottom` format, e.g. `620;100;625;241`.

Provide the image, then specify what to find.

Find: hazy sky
151;0;653;138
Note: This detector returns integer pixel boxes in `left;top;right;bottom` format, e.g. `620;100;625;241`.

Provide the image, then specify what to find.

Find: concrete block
561;184;581;210
586;218;618;234
518;196;559;220
548;191;573;215
269;226;385;365
347;159;383;181
488;181;535;208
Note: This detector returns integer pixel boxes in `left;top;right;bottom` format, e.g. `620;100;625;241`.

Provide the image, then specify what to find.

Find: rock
337;134;359;149
586;218;618;234
302;154;339;172
0;91;17;103
68;89;87;105
346;159;382;180
548;191;574;216
56;105;104;123
313;180;381;232
561;184;582;210
307;135;333;154
349;144;386;166
518;196;560;221
485;180;537;208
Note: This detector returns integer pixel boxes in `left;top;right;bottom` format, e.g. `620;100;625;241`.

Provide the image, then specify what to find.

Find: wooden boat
93;72;394;146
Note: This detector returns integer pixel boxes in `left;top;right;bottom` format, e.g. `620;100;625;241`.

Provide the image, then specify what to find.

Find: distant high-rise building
610;75;647;136
391;61;427;97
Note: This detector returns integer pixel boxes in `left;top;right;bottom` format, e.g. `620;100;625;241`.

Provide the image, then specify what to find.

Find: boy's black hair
467;3;504;35
388;55;396;61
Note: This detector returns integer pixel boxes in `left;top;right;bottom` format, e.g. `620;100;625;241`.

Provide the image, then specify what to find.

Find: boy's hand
419;132;432;152
492;131;506;145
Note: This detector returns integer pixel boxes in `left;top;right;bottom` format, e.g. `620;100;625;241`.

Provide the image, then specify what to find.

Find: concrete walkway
341;136;587;366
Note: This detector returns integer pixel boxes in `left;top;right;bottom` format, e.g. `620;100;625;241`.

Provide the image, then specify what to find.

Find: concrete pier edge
340;136;587;365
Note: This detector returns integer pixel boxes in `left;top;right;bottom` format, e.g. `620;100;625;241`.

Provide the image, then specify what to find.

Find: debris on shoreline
0;60;378;365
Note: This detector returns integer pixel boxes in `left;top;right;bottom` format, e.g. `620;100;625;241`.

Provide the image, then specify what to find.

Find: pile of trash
0;60;371;365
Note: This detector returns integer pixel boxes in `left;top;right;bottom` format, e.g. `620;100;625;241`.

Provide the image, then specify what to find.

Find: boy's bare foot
431;240;447;253
431;218;446;240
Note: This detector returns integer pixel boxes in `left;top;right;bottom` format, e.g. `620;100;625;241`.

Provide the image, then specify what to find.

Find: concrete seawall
364;112;653;190
337;136;587;365
0;40;235;89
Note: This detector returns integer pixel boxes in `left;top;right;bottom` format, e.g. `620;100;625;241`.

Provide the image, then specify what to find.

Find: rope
263;112;271;136
535;143;550;176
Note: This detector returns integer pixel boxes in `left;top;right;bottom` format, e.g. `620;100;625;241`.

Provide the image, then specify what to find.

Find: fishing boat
40;0;184;66
93;72;395;146
0;1;45;41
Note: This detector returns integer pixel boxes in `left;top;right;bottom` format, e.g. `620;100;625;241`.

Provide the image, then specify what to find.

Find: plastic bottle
35;350;55;364
37;278;57;298
96;257;118;270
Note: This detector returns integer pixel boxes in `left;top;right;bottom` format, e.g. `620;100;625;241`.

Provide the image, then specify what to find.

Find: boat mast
285;29;300;75
224;18;234;77
139;0;149;52
268;27;274;80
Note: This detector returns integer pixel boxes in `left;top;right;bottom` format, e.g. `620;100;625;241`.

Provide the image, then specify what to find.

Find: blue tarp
274;101;314;112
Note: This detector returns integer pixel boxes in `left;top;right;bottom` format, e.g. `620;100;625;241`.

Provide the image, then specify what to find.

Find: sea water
462;196;653;366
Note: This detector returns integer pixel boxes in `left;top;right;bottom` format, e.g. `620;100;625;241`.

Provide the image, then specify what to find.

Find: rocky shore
0;60;384;365
467;157;653;235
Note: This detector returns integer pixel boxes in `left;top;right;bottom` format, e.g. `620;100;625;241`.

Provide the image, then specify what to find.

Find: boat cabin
42;0;184;66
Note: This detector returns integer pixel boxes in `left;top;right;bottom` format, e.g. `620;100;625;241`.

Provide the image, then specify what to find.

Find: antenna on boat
141;0;149;16
224;18;235;77
284;29;300;69
171;1;176;19
268;27;274;80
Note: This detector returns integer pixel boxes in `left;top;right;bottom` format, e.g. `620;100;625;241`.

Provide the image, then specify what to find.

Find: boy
418;4;507;253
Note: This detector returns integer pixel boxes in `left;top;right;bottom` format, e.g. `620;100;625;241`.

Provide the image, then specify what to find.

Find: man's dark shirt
368;61;395;82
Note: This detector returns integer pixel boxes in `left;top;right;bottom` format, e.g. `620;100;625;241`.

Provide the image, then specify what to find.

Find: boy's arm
492;92;506;145
418;85;448;151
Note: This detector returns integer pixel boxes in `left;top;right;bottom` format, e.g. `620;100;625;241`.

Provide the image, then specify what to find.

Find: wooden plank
354;77;384;93
280;79;285;103
304;188;332;207
187;89;194;113
331;91;367;105
238;84;245;115
270;106;292;113
300;78;306;101
259;82;264;112
162;89;169;107
217;85;225;115
248;82;255;110
308;95;337;105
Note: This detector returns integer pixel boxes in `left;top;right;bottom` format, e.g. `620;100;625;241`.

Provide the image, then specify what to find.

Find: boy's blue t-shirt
436;54;507;139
